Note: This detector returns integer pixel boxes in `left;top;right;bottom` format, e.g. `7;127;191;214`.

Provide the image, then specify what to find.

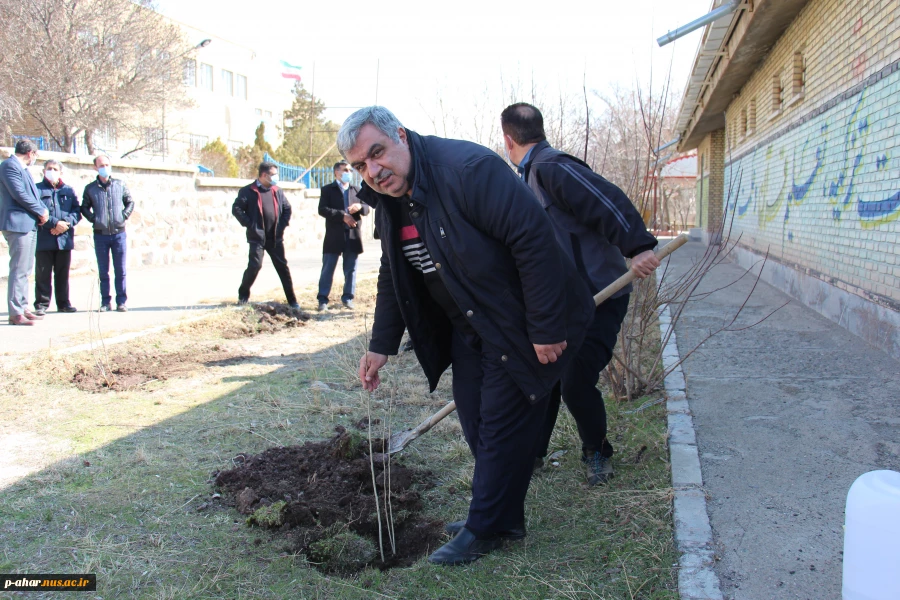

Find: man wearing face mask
232;162;299;309
34;160;81;315
315;160;370;311
81;155;134;312
0;139;49;326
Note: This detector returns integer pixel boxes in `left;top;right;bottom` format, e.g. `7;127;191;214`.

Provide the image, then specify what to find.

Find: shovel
385;233;690;454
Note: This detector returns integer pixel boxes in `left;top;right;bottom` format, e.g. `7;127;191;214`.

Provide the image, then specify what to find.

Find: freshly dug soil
71;344;239;392
214;427;444;573
220;302;311;338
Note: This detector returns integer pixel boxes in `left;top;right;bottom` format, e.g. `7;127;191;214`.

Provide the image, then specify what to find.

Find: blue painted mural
724;67;900;300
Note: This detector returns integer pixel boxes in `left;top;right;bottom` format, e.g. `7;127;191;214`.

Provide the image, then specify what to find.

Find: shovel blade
386;428;420;454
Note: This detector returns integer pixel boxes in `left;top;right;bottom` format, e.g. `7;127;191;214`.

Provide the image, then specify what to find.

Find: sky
156;0;713;135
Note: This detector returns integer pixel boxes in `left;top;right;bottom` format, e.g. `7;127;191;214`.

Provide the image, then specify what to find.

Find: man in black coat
34;160;80;314
231;162;299;309
501;103;660;486
338;106;594;565
316;160;370;311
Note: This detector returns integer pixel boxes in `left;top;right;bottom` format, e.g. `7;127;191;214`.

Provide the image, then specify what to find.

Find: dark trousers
450;327;549;536
94;232;127;307
238;239;297;304
34;249;72;310
536;294;630;459
317;250;358;304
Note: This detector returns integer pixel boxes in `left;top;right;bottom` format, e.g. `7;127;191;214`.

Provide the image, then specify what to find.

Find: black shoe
116;305;128;312
289;302;301;310
427;527;503;565
58;306;77;313
237;297;249;306
401;338;414;352
32;308;47;317
98;304;111;312
342;299;354;310
444;520;526;541
583;451;614;486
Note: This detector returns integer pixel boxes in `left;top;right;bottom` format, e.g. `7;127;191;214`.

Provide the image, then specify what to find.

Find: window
183;59;196;87
748;98;757;133
236;74;247;100
254;108;262;117
792;51;805;97
771;73;783;114
145;128;166;155
227;140;242;153
740;108;748;138
221;69;234;96
189;134;209;154
264;110;272;119
95;123;117;151
199;63;213;91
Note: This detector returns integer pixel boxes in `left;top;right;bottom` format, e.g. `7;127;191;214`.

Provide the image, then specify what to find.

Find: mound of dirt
214;427;444;573
71;344;239;392
221;302;311;338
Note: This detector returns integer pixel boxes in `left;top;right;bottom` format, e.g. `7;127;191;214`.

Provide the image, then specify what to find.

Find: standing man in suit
0;139;49;326
232;162;300;309
34;160;81;315
315;160;370;311
81;155;134;312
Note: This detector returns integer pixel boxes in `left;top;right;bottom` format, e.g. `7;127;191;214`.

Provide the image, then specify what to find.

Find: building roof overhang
674;0;811;151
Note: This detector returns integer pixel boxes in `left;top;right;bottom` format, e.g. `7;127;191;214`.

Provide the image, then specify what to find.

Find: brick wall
0;150;368;279
718;0;900;309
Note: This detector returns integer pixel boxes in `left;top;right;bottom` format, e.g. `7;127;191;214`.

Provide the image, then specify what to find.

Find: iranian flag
280;60;302;81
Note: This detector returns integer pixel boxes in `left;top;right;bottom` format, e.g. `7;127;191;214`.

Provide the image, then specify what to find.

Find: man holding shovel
501;103;660;486
339;106;594;565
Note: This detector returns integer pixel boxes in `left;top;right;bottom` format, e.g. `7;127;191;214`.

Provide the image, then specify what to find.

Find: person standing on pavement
501;102;660;485
232;162;299;309
81;155;133;312
341;106;594;565
0;139;49;326
34;160;80;315
316;160;370;311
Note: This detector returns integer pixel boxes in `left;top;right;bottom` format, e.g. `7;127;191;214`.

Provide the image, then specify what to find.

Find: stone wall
0;149;369;278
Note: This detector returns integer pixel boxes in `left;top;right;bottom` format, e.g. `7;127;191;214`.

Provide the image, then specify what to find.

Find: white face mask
44;170;61;184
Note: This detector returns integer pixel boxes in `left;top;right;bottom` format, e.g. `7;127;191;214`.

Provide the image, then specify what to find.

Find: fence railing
263;153;362;189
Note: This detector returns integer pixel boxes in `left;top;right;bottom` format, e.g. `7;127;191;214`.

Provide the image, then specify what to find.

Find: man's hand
630;249;660;279
342;214;358;228
37;210;49;226
54;221;70;234
533;341;567;365
359;351;388;391
347;202;363;214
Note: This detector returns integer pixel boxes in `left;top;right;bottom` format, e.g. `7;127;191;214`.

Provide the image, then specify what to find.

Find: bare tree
0;0;192;154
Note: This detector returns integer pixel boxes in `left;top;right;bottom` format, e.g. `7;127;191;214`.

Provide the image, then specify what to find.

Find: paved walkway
668;242;900;599
0;249;381;355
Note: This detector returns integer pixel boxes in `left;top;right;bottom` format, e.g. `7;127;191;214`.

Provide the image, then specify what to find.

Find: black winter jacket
318;181;370;254
36;179;81;251
359;130;594;403
232;181;292;245
524;141;657;298
81;177;133;236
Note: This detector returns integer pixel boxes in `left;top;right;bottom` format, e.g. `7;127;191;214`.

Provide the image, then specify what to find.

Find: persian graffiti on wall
724;65;900;303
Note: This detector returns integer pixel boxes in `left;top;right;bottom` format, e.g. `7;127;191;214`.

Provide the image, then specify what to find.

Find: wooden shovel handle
592;233;689;307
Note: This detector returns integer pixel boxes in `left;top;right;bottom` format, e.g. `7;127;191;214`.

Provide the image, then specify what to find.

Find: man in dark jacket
316;160;370;311
81;155;134;312
232;162;299;309
34;160;80;314
339;106;594;565
501;103;660;486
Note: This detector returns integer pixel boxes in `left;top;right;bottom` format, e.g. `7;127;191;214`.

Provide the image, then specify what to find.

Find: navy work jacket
36;179;81;251
358;130;594;403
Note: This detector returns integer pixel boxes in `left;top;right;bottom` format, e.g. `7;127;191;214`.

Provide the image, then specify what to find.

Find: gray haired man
0;139;49;325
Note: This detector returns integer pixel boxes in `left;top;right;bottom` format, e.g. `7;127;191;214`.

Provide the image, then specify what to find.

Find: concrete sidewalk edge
660;304;725;600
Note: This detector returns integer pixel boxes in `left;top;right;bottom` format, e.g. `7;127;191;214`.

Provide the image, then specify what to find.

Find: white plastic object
843;470;900;599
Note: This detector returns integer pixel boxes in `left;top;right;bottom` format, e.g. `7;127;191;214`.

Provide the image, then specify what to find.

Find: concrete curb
659;305;724;600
